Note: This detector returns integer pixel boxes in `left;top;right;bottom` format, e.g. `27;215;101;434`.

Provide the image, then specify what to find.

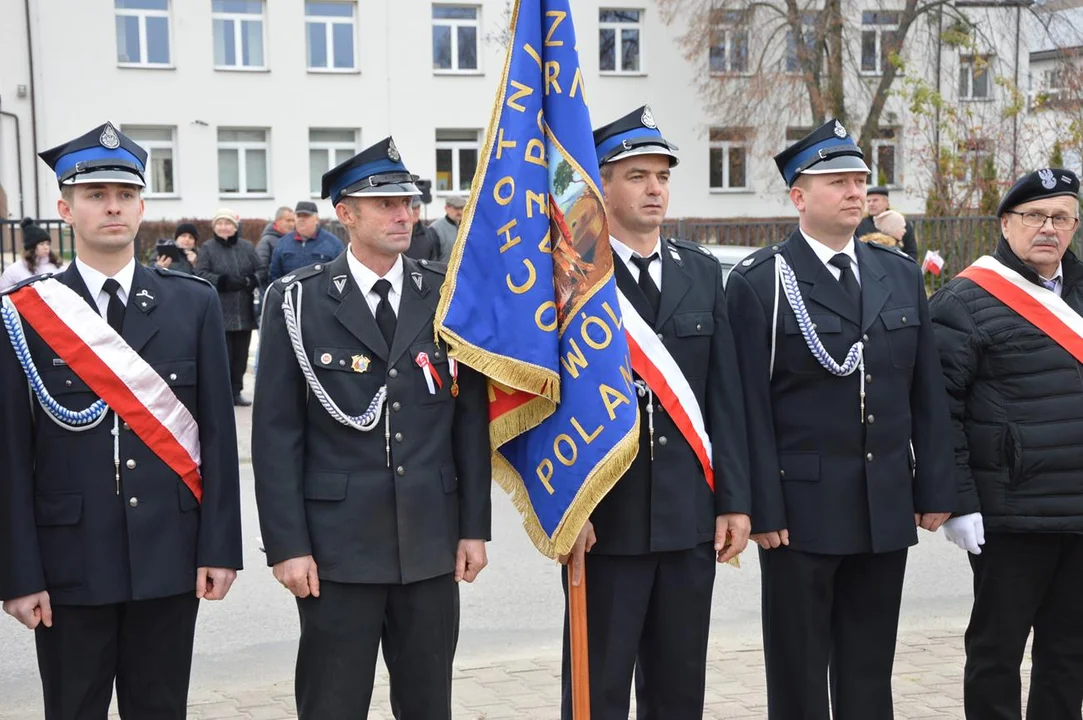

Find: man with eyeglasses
930;167;1083;719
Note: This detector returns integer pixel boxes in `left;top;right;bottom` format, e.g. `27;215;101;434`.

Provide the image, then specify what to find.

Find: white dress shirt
610;235;663;292
346;247;404;316
800;230;862;286
75;257;135;316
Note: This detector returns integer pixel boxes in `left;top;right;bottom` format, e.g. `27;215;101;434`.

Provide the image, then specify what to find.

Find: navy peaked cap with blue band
39;122;147;188
321;136;420;205
997;167;1080;216
773;119;870;187
592;105;679;167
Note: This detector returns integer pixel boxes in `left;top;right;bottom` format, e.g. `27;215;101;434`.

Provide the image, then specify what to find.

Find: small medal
449;358;460;397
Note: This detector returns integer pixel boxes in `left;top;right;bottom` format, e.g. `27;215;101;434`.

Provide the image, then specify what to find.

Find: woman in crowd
0;217;64;290
153;222;200;274
195;209;264;406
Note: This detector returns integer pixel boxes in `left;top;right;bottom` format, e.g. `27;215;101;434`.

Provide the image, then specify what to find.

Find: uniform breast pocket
783;313;842;374
153;360;197;396
311;346;386;412
408;341;452;405
880;306;919;369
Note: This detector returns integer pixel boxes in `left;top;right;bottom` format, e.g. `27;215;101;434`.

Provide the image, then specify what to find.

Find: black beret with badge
592;104;680;167
321;136;421;205
38;122;147;188
997;168;1080;217
773;119;870;188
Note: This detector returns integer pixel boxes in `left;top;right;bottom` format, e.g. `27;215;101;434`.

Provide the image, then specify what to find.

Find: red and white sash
618;290;715;490
958;255;1083;364
7;278;203;502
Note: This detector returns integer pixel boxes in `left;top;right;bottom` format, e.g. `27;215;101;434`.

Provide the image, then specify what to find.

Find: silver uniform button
394;432;403;442
862;334;870;343
866;453;874;462
901;316;908;324
658;436;668;446
123;422;130;431
867;414;875;423
129;497;139;508
392;401;401;411
126;459;136;470
65;379;72;388
656;333;664;341
695;323;702;331
780;469;786;477
389;368;398;378
865;374;872;383
396;466;405;476
169;373;178;381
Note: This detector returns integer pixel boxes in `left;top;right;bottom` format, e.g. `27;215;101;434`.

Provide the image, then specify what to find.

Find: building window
960;55;992;100
708;10;748;74
218;128;269;195
435;130;480;193
861;11;900;74
432;5;479;72
784;15;818;74
708;128;749;190
212;1;266;70
115;0;171;67
121;126;176;196
870;128;898;186
599;9;642;73
309;129;359;195
306;2;356;71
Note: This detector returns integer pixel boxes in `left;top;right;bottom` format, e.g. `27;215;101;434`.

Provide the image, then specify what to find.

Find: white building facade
0;0;1051;223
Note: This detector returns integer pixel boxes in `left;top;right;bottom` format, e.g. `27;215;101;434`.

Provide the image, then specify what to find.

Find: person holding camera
195;209;264;406
154;223;200;275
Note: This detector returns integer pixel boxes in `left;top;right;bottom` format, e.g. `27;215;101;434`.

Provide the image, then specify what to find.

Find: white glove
943;513;985;555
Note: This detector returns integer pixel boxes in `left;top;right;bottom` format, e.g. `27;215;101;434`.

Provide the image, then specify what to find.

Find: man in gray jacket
255;206;296;279
428;195;465;262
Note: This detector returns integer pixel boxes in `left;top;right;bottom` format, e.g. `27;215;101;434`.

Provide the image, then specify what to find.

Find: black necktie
372;279;397;347
102;278;126;333
828;253;861;307
630;254;660;318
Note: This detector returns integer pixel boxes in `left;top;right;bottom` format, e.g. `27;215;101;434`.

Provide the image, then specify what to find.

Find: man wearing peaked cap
557;105;751;720
726;119;955;719
0;123;242;718
930;168;1083;718
253;136;491;719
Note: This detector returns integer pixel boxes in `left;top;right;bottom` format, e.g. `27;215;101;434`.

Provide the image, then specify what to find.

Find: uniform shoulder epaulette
866;241;917;263
731;244;782;275
153;267;214;287
417;258;448;275
275;262;327;287
0;272;54;297
667;237;714;258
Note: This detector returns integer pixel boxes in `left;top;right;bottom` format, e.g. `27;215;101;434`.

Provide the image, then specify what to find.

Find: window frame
115;0;173;68
431;4;482;75
599;8;645;76
869;128;899;188
434;129;481;195
860;11;901;76
959;55;994;102
218;128;271;197
708;128;751;192
308;128;360;197
212;1;268;72
305;1;358;73
121;125;178;198
708;11;750;76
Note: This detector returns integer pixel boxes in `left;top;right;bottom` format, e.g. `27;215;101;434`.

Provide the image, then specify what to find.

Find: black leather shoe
233;394;252;407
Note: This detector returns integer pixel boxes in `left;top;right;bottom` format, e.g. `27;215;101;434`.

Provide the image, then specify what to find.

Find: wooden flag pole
568;556;591;719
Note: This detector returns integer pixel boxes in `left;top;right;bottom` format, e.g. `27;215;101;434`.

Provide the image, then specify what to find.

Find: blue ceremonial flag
435;0;639;557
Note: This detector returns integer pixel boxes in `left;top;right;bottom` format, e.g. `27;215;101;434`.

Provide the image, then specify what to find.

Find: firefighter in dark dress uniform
252;137;492;719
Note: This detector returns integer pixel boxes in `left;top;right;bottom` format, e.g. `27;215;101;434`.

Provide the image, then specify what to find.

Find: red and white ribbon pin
414;351;443;395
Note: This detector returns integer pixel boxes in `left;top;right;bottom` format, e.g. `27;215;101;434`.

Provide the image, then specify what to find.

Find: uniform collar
609;235;662;265
75;256;136;302
346;246;403;297
800;229;857;270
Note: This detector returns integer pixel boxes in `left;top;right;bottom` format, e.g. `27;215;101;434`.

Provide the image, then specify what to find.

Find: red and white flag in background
922;249;945;276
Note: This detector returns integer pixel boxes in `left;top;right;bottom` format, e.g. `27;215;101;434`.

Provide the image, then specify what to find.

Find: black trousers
760;546;908;720
34;592;200;720
560;543;716;720
295;575;459;720
964;532;1083;720
225;330;252;395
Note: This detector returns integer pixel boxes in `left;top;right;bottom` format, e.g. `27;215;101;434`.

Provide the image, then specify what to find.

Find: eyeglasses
1005;210;1080;231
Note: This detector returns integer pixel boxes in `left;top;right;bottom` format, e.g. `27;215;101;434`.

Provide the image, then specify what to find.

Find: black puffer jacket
930;239;1083;532
195;232;264;332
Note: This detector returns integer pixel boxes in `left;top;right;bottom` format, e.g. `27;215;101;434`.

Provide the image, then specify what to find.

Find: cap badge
641;105;657;129
99;124;121;149
1039;168;1056;190
833;120;847;139
351;354;371;373
387;139;401;162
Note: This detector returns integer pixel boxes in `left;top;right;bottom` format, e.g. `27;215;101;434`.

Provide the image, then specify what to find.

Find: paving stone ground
140;630;1030;719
